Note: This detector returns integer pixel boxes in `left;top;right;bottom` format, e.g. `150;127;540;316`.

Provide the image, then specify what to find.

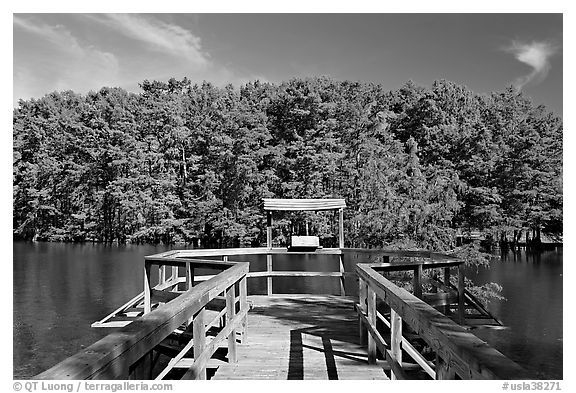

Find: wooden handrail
37;261;249;380
146;247;343;258
356;263;530;380
146;248;348;296
143;247;465;297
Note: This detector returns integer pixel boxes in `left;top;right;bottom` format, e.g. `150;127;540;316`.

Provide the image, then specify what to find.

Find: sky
13;13;563;116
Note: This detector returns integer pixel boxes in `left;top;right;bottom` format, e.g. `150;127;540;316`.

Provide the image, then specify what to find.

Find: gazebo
263;198;347;294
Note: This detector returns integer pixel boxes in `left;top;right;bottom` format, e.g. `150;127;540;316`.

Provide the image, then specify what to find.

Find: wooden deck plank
212;295;388;380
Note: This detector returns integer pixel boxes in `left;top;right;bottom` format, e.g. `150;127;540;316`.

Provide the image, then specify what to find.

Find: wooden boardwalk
212;295;388;380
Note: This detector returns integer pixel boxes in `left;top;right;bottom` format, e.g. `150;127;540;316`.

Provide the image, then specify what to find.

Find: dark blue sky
13;13;563;115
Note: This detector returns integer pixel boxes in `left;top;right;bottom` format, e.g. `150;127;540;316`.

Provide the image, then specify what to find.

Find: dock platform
213;295;388;380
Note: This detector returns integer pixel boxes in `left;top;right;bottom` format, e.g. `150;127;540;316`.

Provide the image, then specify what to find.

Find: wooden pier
36;247;530;381
36;199;530;381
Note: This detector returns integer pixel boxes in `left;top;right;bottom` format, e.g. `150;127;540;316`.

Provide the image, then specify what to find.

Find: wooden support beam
266;212;272;248
170;266;178;290
226;284;237;363
266;254;273;296
444;267;451;315
338;208;344;248
367;287;377;364
267;211;273;296
374;309;435;378
390;309;403;380
431;273;438;294
359;279;367;344
458;266;465;324
339;255;346;296
413;265;423;299
186;262;194;290
356;305;407;380
144;264;152;314
444;267;451;284
182;308;248;380
239;276;247;344
158;265;166;286
192;309;206;380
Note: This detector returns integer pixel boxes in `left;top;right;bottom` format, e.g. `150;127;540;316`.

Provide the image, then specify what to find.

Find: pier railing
149;247;353;296
356;261;530;380
37;259;249;380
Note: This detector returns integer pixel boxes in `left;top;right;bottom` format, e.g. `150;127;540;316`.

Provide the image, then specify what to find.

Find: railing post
339;254;346;296
358;278;367;344
444;267;451;315
458;265;465;324
267;254;273;296
171;266;178;291
193;309;206;380
158;265;166;286
186;262;194;290
226;284;238;363
390;309;403;380
413;264;422;298
267;212;273;296
240;275;248;344
184;262;195;325
267;212;273;248
367;287;377;364
338;208;344;248
144;262;152;314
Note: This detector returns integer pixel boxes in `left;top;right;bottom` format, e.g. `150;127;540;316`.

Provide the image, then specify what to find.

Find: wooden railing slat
390;309;402;380
181;308;249;380
226;284;237;364
373;309;436;379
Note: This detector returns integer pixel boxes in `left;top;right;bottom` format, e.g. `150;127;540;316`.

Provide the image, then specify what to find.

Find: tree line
13;77;563;251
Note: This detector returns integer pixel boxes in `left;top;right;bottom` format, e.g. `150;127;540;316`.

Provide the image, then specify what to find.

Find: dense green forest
13;77;563;251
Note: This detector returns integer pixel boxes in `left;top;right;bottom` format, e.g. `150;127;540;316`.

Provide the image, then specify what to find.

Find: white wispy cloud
13;14;266;105
504;40;559;89
13;15;120;103
88;14;211;68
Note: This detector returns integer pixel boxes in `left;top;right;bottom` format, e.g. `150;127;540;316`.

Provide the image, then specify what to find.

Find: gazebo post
338;208;346;296
266;211;273;295
338;208;344;248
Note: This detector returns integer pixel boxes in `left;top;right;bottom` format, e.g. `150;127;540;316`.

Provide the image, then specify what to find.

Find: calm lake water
13;242;562;379
466;249;563;380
